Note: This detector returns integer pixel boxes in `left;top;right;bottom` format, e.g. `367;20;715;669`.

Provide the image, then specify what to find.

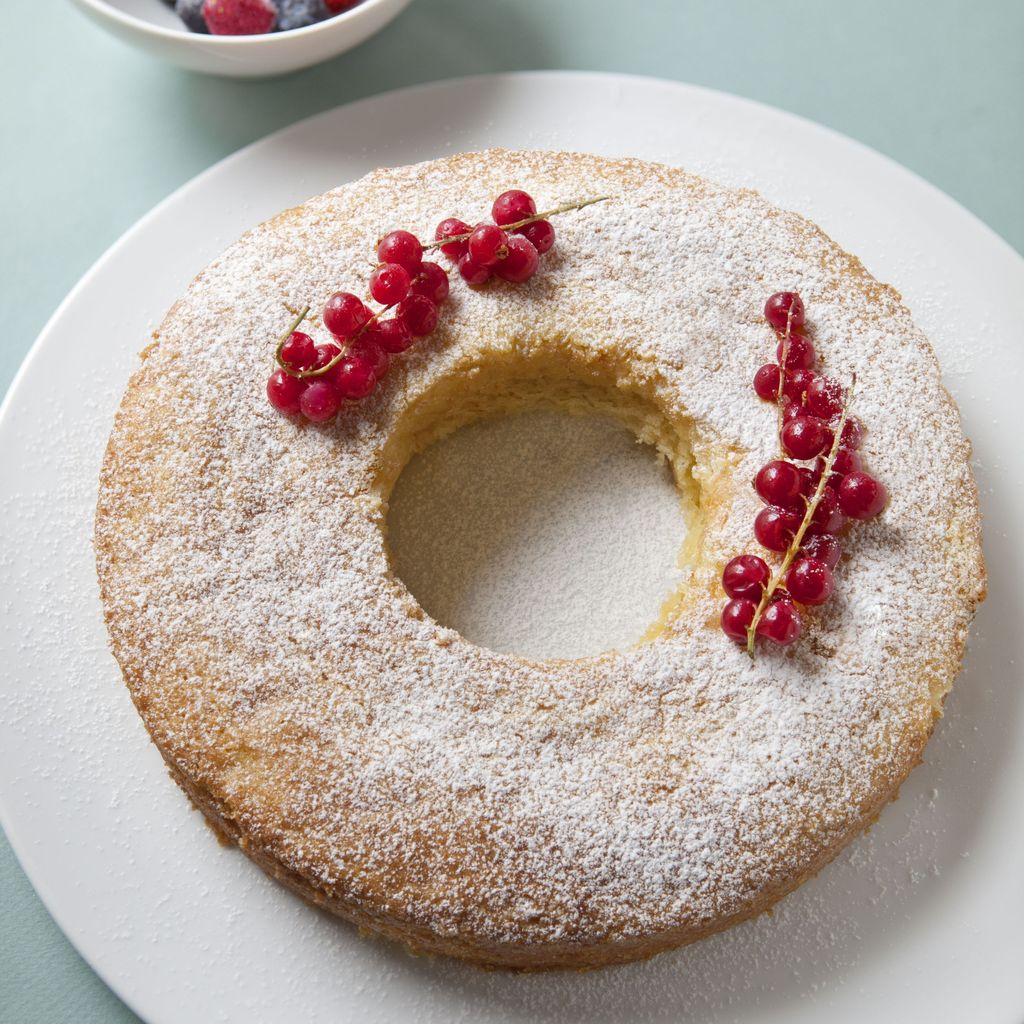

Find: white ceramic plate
1;72;1021;1024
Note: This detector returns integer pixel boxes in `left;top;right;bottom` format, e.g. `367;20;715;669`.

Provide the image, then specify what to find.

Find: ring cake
95;150;985;969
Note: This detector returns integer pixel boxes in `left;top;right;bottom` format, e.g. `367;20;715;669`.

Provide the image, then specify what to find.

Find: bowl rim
73;0;391;45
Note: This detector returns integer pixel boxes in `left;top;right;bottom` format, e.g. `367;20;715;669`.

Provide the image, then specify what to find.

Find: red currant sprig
266;191;608;423
720;292;889;655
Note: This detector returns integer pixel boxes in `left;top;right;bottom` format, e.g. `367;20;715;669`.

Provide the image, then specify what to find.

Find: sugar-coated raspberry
756;598;802;645
299;380;342;422
754;363;782;401
266;369;305;415
468;223;508;267
369;263;411;306
786;557;834;605
434;218;471;260
397;294;438;337
494;235;540;282
410;262;450;304
202;0;277;34
722;554;771;601
365;318;413;354
323;292;370;340
376;230;422;275
764;292;805;333
721;598;757;644
458;253;492;286
279;330;316;371
517;219;555;254
776;334;815;370
492;189;537;226
838;472;888;519
800;532;842;570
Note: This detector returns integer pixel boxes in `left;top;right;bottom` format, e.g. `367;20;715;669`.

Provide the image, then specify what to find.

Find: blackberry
276;0;329;30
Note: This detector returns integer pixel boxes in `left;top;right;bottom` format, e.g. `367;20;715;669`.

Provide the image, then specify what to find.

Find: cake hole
385;409;689;661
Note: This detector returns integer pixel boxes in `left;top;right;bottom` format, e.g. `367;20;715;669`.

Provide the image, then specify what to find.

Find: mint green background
1;1;1021;1020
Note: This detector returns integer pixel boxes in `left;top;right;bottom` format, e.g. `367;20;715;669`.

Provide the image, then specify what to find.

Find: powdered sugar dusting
94;150;984;957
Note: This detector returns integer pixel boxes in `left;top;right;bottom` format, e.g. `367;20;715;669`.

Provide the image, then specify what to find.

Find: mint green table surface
1;1;1021;1020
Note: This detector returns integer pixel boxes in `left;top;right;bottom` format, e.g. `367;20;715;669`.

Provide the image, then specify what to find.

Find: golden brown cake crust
95;150;985;970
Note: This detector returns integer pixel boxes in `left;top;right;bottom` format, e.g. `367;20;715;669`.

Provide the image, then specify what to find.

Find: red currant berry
311;342;342;370
782;368;815;404
458;253;492;286
398;294;439;337
754;460;805;509
266;369;305;415
468;223;508;267
369;263;411;306
492;189;536;226
754;363;782;401
801;533;842;570
376;230;422;275
299;380;342;422
836;417;863;450
495;234;540;282
202;0;276;35
831;447;863;477
323;292;370;340
764;291;805;333
756;598;803;645
434;217;471;260
783;400;808;425
366;318;413;354
786;557;834;605
346;334;389;379
781;415;832;460
776;334;815;370
838;471;887;519
806;487;846;535
722;554;771;601
754;505;802;552
410;261;450;304
806;375;843;419
327;357;376;400
279;330;316;371
721;598;757;644
517;219;555;254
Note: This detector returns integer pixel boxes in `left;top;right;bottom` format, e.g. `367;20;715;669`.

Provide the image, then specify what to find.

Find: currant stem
422;195;611;251
274;305;311;377
745;375;856;658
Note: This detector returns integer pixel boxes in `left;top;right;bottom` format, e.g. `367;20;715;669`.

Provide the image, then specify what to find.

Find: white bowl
68;0;414;77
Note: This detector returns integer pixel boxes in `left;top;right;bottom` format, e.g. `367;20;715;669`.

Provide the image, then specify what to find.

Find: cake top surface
95;149;984;945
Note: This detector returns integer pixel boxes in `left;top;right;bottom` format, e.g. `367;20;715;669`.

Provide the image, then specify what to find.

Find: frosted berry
299;380;342;423
776;333;815;370
410;262;450;304
279;330;316;371
495;235;540;282
801;532;842;570
783;400;809;425
836;417;863;451
347;334;389;378
754;506;801;552
754;460;805;509
781;415;832;460
434;218;471;260
376;230;422;274
754;363;782;401
756;598;802;645
782;368;815;404
806;487;846;535
468;223;508;267
806;375;843;419
722;554;771;601
458;253;492;286
327;357;375;400
838;472;888;519
369;263;411;306
492;189;536;226
266;369;305;415
786;557;834;605
277;0;330;30
831;447;862;478
366;318;413;354
721;598;757;644
398;294;438;337
764;291;805;333
518;219;555;254
323;292;370;340
175;0;208;31
202;0;276;34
